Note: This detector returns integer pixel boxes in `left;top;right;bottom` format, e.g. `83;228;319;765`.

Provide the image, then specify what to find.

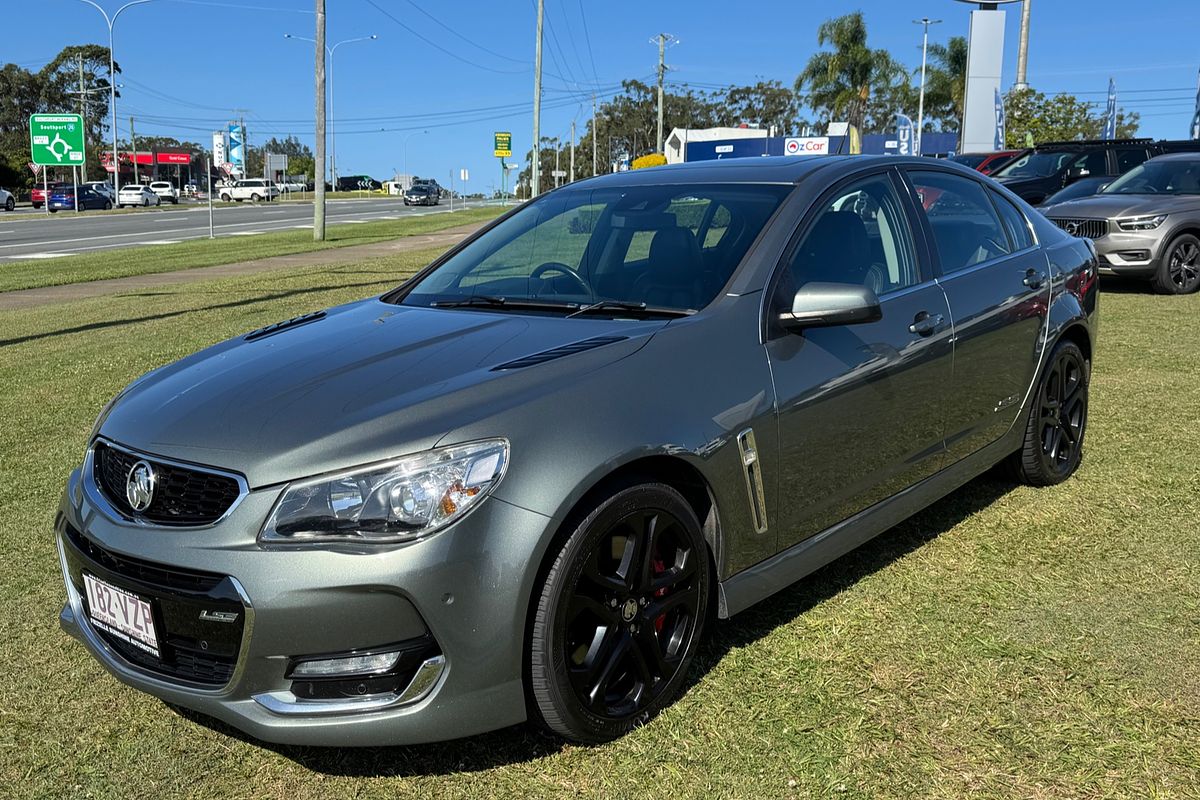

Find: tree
922;36;968;131
721;80;801;134
795;12;907;133
1004;87;1140;147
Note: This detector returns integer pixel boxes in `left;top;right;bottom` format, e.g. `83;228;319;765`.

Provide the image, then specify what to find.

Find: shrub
631;153;668;170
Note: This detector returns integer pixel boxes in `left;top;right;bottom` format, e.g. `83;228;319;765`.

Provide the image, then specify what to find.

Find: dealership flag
1191;68;1200;140
1103;78;1118;141
895;113;916;156
993;88;1006;151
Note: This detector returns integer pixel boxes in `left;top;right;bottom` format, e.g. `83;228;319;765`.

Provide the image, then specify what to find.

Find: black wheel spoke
586;630;632;709
649;550;696;594
568;592;619;626
582;548;627;594
633;625;671;682
645;587;695;623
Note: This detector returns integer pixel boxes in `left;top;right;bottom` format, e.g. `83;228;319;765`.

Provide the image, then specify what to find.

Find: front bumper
56;463;552;746
1093;229;1163;278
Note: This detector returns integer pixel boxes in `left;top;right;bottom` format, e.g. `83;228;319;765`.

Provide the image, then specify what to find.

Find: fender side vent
245;311;327;342
492;335;628;370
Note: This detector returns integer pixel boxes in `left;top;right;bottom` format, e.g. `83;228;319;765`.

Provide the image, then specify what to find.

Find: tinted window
1104;158;1200;195
950;154;987;170
990;191;1035;250
782;174;920;296
995;151;1075;178
909;171;1010;273
1115;148;1149;172
401;184;790;312
1071;150;1108;176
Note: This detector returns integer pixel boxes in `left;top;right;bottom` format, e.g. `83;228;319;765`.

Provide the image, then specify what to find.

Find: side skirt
716;429;1021;619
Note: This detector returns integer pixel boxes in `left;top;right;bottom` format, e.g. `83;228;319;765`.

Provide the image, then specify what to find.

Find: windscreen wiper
567;300;694;319
430;295;577;312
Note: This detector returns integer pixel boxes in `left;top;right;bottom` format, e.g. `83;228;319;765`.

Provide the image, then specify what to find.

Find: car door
764;169;953;549
903;168;1050;463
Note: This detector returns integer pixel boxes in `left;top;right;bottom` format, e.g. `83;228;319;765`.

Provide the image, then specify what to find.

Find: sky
9;0;1200;190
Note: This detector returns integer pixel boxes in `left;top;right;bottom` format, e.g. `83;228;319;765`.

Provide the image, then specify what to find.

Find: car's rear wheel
1154;233;1200;294
529;482;709;743
251;192;261;202
103;201;112;210
1009;339;1089;486
4;197;13;211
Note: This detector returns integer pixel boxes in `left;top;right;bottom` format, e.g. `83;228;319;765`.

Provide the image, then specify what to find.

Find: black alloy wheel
1010;339;1089;486
530;483;709;743
1155;234;1200;294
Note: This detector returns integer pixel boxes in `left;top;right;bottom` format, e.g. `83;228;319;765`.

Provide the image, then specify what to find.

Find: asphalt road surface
0;198;484;261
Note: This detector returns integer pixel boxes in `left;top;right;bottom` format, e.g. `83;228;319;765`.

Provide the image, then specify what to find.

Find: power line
361;0;527;75
576;0;599;85
163;0;311;13
398;0;529;65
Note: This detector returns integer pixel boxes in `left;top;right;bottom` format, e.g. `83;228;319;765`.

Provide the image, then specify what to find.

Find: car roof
1147;151;1200;162
563;154;984;189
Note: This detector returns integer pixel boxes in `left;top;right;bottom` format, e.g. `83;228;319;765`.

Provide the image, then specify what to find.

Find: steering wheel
529;262;591;295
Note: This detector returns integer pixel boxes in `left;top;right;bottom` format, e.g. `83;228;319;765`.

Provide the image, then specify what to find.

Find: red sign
100;150;194;168
157;152;191;164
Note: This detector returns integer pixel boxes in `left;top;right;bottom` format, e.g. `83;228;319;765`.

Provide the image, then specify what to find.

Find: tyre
529;482;710;743
33;203;42;209
1008;339;1089;486
1153;233;1200;295
103;201;112;210
49;208;58;213
142;198;148;207
220;193;232;202
4;197;13;211
251;193;261;202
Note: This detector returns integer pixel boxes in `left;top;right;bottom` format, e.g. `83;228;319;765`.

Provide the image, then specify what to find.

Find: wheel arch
1056;322;1092;366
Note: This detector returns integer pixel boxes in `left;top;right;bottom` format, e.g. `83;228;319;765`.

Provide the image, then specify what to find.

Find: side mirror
779;282;882;332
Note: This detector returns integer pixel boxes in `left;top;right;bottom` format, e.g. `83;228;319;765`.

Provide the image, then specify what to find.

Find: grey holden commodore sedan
56;156;1098;746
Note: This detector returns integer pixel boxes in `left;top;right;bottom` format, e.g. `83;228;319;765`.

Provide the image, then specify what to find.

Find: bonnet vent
492;335;628;370
244;310;327;342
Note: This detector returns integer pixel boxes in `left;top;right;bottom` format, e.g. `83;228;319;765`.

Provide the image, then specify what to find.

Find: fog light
290;650;401;678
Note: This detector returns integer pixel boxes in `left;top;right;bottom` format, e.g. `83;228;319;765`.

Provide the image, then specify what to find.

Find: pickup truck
217;178;280;202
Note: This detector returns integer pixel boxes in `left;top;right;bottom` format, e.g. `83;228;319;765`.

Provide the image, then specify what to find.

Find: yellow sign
493;131;512;158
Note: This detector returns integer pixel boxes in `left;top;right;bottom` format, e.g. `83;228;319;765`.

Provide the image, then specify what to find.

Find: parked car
83;181;115;202
56;155;1097;747
217;178;279;202
148;181;179;204
949;150;1020;176
994;139;1160;205
1043;152;1200;294
31;182;70;209
0;186;14;211
117;184;161;208
1038;176;1111;212
48;186;113;212
403;185;438;206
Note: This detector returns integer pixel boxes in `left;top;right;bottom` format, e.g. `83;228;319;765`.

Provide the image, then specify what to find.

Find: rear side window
908;171;1011;274
990;191;1035;251
1071;150;1108;176
1115;148;1149;173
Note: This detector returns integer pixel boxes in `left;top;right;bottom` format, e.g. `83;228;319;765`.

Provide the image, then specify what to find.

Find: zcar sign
30;114;86;166
784;137;830;156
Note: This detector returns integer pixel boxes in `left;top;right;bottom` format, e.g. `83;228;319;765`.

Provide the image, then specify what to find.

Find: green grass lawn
0;205;502;294
0;270;1197;799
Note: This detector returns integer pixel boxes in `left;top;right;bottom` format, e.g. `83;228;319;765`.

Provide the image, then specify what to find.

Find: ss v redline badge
125;460;156;512
199;610;240;624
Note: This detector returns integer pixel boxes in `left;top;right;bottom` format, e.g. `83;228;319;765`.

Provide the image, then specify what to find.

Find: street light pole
73;0;156;198
285;32;376;189
913;18;942;156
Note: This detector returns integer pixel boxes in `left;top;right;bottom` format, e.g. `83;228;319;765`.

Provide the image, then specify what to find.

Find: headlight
1116;214;1166;231
260;439;508;544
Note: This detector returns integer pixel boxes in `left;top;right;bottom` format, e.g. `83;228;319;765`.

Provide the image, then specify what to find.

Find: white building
664;126;769;164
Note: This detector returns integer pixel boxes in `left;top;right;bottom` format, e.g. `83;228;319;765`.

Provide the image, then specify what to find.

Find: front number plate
82;573;160;658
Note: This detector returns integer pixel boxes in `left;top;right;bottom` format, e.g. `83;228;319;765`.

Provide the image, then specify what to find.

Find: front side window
995;152;1075;179
1115;147;1150;172
908;171;1011;274
780;173;920;297
397;184;791;313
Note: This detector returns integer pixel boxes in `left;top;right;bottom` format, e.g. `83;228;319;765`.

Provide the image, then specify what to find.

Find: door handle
1023;269;1047;289
909;311;943;336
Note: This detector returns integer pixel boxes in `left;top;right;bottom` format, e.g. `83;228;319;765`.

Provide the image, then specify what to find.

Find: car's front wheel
529;482;709;743
1009;338;1089;486
1154;233;1200;294
4;197;13;211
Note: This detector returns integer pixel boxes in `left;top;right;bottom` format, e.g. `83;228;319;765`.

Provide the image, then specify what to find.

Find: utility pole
531;0;544;197
913;18;941;156
653;33;674;154
554;138;560;188
1015;0;1032;90
129;115;139;183
314;0;326;240
77;54;89;182
570;119;575;183
592;94;597;177
240;114;247;179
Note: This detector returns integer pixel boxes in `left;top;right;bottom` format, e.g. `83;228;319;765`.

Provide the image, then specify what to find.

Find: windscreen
396;183;791;313
995;152;1074;178
1103;159;1200;195
950;154;987;169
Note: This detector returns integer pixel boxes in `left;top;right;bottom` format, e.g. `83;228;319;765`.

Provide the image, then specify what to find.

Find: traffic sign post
30;114;86;167
494;132;512;206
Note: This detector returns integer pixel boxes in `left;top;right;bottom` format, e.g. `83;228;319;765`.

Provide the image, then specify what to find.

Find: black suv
994;139;1157;205
996;139;1200;205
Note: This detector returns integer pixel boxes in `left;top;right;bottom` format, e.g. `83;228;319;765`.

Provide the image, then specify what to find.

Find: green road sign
30;114;86;167
493;131;512;158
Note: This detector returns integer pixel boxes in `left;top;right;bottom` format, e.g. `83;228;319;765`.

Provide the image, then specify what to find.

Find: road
0;198;483;261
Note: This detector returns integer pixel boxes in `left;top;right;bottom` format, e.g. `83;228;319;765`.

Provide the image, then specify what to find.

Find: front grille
93;441;242;526
1049;217;1109;240
63;523;245;687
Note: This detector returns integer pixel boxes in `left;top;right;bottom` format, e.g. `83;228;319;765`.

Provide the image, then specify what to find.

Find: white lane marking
17;252;71;259
342;219;368;224
141;240;181;245
229;231;263;236
292;224;313;229
264;210;286;215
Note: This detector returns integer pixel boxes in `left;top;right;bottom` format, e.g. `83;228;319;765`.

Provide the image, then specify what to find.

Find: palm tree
922;36;968;132
794;12;905;133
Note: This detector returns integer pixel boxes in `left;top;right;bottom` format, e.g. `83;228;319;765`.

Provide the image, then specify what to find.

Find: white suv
148;181;179;204
218;179;280;202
